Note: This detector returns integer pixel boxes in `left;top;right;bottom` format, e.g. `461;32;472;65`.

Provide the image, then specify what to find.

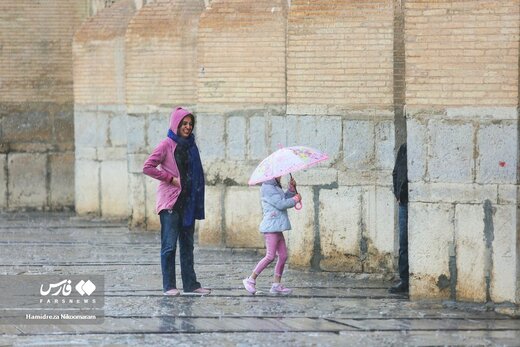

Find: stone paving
0;212;519;346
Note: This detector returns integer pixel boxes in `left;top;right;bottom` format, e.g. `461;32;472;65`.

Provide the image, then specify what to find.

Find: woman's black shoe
388;281;409;294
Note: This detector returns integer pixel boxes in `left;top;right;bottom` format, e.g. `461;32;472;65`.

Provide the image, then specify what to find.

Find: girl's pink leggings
253;232;288;277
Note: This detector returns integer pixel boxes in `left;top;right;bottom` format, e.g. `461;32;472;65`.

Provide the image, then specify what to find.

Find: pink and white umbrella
248;146;329;185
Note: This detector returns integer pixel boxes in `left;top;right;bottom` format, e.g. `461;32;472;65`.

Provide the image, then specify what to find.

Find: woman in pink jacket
143;107;210;296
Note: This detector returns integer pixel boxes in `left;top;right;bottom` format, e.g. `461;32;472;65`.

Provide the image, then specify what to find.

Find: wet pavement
0;212;519;346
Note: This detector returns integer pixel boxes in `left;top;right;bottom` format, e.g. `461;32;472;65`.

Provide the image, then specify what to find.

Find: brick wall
406;0;519;108
197;0;287;108
393;0;406;146
288;0;394;111
125;0;204;106
0;1;89;210
74;0;136;105
0;1;88;103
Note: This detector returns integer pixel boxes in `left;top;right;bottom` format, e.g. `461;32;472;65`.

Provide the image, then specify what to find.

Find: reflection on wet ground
0;212;518;346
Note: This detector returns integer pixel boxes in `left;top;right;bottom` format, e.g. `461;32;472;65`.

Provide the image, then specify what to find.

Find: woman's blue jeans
398;202;409;284
159;209;201;292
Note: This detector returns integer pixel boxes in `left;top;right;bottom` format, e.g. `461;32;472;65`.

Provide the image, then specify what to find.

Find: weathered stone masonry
74;0;137;218
196;0;290;252
285;0;397;272
405;0;519;303
0;1;89;211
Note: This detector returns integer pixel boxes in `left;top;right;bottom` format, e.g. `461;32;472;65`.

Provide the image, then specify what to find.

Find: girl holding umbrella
242;176;301;295
243;146;328;295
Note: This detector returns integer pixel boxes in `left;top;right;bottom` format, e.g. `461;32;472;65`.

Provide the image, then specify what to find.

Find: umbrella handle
289;173;302;210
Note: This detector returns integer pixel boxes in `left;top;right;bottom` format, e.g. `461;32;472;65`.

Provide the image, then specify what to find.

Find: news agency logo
39;279;97;305
75;280;96;296
0;275;104;322
40;279;96;296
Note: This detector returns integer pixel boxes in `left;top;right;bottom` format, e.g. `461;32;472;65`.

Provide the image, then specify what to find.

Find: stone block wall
195;0;289;246
73;0;137;218
282;0;396;271
72;0;401;277
191;0;398;276
405;0;519;304
0;1;89;210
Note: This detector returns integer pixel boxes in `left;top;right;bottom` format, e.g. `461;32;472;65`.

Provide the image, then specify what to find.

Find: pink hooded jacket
143;107;193;214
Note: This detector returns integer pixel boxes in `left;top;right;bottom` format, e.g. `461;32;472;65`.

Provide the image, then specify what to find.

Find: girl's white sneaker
243;277;257;294
270;283;292;295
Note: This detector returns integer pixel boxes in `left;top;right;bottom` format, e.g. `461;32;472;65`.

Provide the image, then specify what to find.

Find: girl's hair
275;177;282;188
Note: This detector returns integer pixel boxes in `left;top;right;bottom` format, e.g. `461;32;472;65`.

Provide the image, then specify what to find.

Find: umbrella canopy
248;146;329;185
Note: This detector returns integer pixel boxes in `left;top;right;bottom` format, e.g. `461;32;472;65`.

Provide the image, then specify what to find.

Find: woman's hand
293;193;301;203
171;177;180;187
